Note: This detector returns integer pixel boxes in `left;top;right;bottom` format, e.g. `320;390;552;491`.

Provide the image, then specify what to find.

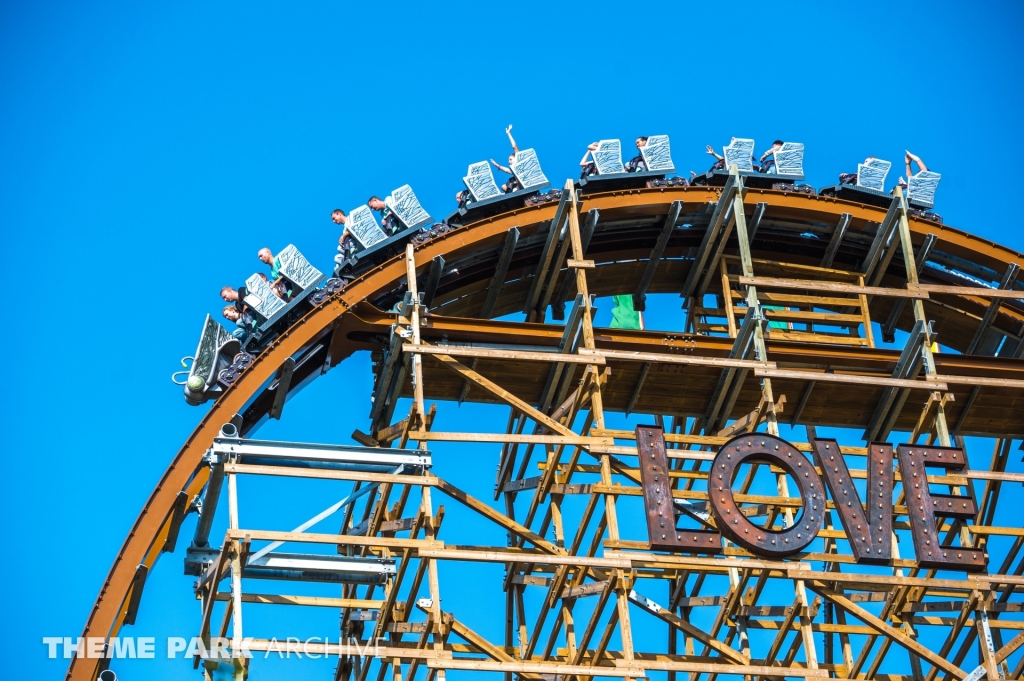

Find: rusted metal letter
813;439;894;564
707;433;825;557
896;444;987;571
636;425;722;553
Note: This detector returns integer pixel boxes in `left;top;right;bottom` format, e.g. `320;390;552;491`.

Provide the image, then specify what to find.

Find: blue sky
3;1;1024;678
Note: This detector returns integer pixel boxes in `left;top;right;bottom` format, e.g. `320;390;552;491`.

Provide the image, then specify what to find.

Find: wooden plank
407;432;608;446
733;290;862;306
737;276;929;298
403;343;604;365
763;309;866;324
931;374;1024;389
416;547;632;568
579;348;774;370
567;259;595;269
766;329;870;346
754;368;947;391
909;283;1024;299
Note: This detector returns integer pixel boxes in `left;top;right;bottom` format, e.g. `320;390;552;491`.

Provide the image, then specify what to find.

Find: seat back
347;205;389;248
189;314;238;387
593;139;625;175
277;244;323;290
509;148;549;189
774;142;805;176
907;170;941;208
244;273;287;320
856;158;891;192
386;185;432;230
463;162;503;201
640;135;674;172
723;138;755;171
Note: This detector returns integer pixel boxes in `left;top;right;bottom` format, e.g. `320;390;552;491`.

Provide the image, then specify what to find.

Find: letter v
812;439;894;564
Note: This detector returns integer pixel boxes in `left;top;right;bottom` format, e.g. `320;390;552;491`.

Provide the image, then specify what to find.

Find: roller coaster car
578;136;675;194
176;245;329;404
447;149;550;226
241;244;326;353
174;314;244;406
692;139;806;190
335;185;436;277
818;157;894;208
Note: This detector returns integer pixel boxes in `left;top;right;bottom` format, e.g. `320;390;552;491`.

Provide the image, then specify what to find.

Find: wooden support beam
807;583;968;680
681;175;738;304
696;200;739;302
861;198;902;282
820;213;851;269
881;233;936;343
552;208;599;319
966;262;1020;354
633;201;682;312
268;357;295;421
625;362;651;416
428;476;563;555
524;191;571;319
790;381;816;426
628;589;750;665
746;201;767;245
480;227;519;318
420;255;445;309
425;351;578;440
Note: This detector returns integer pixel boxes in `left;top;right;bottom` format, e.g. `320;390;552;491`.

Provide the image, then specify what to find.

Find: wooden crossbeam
738;276;929;298
404;343;604;365
909;283;1024;299
754;368;947;391
579;347;774;370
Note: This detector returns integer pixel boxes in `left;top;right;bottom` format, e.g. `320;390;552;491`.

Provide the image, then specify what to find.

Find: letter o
707;434;825;557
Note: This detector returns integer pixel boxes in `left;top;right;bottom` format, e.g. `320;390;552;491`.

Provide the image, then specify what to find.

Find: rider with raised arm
897;150;929;188
489;124;523;193
705;144;726;171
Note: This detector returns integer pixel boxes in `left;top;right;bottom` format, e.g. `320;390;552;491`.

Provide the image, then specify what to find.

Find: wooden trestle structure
70;168;1024;681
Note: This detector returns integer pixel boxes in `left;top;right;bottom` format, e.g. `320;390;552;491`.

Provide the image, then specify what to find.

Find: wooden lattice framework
70;168;1024;681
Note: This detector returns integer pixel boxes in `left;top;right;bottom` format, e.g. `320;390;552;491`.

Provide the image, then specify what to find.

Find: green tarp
610;295;642;330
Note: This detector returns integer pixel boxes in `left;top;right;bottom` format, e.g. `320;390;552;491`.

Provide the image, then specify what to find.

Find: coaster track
68;176;1024;680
